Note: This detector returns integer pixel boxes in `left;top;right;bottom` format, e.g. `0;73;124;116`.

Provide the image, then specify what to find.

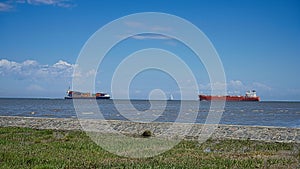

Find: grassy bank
0;127;299;168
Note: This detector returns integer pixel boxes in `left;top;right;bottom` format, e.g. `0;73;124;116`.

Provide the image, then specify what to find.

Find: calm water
0;98;300;128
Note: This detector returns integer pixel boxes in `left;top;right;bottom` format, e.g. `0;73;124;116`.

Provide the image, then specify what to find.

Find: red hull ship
199;90;260;101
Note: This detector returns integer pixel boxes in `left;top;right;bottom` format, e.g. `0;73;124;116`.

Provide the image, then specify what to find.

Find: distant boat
199;90;260;101
168;94;174;101
64;89;110;99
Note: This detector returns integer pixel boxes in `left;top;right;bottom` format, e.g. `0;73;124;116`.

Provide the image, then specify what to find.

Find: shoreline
1;115;299;143
1;97;300;102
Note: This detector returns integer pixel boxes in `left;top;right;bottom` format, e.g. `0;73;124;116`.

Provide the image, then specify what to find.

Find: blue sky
0;0;299;100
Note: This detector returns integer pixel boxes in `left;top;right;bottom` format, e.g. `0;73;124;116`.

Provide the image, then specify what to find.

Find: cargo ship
64;89;110;99
199;90;260;101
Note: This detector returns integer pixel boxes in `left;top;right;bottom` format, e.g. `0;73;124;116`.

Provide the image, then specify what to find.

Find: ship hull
64;96;110;99
199;95;260;101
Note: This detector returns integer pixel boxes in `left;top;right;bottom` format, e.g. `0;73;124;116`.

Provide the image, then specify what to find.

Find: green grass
0;126;299;168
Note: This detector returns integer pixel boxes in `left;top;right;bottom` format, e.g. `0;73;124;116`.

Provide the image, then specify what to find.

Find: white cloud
26;0;74;8
0;2;13;11
199;80;272;95
53;60;72;68
22;60;38;66
0;0;74;12
0;59;75;79
26;84;45;91
0;59;17;69
28;0;58;5
229;80;243;87
0;58;94;81
85;69;96;77
131;34;172;40
252;82;272;91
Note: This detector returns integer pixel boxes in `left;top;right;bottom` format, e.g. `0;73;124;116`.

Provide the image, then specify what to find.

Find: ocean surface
0;98;300;128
